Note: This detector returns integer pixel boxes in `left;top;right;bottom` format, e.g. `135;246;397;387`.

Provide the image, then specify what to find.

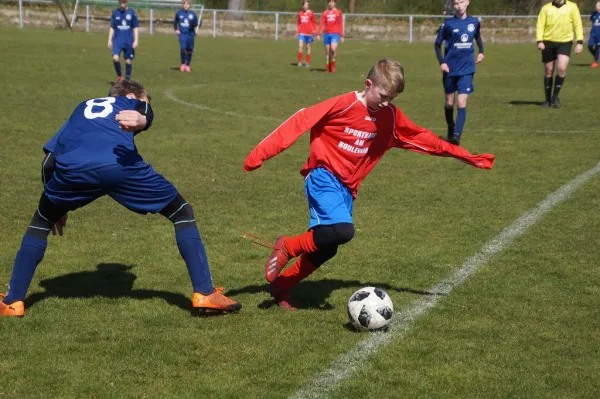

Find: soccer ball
347;287;394;331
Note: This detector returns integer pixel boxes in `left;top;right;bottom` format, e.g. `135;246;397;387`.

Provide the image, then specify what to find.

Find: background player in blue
174;0;198;73
435;0;484;146
589;1;600;68
108;0;139;80
0;80;241;317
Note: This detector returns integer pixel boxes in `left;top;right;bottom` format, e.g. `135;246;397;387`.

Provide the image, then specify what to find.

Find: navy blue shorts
178;34;195;51
112;42;135;59
304;168;354;229
589;34;600;47
444;73;475;95
44;164;178;214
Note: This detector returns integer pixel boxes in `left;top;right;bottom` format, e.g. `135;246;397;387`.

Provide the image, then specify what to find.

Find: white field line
291;160;600;399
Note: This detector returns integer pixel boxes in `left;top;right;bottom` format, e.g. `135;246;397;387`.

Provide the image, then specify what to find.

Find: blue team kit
590;11;600;46
174;9;198;51
435;16;483;94
298;33;314;44
111;8;139;58
43;96;177;214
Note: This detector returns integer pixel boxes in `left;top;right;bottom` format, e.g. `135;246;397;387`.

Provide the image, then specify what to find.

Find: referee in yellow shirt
536;0;583;108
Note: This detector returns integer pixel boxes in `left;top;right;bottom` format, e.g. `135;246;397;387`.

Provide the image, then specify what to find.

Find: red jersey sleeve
338;10;344;36
311;12;317;33
297;12;301;34
244;96;342;172
391;106;494;169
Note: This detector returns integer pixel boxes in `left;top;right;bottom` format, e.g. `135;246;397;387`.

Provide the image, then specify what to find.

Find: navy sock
186;52;193;66
544;76;553;102
125;63;132;80
113;61;122;77
553;76;565;98
455;107;467;137
175;227;214;295
4;235;47;303
180;51;186;65
444;106;454;127
595;47;599;62
589;45;596;57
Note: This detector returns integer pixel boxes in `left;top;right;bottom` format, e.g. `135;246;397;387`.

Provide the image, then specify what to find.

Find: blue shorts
304;168;353;229
178;34;195;51
298;34;314;44
323;33;340;46
44;164;178;214
444;73;475;95
589;34;600;47
112;43;135;59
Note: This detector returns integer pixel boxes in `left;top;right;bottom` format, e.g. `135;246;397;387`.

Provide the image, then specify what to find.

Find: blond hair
366;58;405;94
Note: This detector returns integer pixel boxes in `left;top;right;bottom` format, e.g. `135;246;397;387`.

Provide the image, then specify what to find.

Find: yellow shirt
536;1;583;43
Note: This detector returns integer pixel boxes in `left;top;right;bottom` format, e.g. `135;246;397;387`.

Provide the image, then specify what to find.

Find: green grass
0;27;599;398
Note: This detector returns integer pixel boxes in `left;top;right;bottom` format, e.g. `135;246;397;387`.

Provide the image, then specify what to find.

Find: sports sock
455;107;467;137
180;51;186;65
298;51;303;63
589;44;596;57
187;52;193;66
4;235;47;303
331;59;336;70
544;76;553;102
125;63;132;80
283;230;318;257
272;255;318;291
444;105;454;128
175;227;214;295
306;54;311;64
113;61;122;77
553;76;565;98
594;47;600;62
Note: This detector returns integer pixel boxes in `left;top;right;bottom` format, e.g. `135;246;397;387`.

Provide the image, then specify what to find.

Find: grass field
0;27;599;398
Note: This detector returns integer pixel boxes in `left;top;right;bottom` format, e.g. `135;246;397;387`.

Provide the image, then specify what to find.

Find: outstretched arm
392;107;494;169
244;96;341;171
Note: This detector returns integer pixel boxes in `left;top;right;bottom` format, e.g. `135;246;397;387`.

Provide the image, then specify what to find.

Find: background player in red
244;58;495;310
317;0;344;72
296;1;317;67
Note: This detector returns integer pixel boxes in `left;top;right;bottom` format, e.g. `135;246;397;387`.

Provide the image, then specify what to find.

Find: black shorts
541;41;573;63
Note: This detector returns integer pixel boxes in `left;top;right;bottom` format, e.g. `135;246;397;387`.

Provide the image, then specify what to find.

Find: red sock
273;255;318;291
284;230;317;257
298;51;303;62
331;60;336;70
306;54;311;64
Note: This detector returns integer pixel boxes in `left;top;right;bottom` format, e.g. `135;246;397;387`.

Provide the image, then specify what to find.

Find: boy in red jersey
317;0;344;72
296;1;317;67
244;59;495;310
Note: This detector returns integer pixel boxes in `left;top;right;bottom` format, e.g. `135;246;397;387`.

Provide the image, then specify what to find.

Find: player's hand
316;35;321;41
107;40;112;49
476;53;485;63
132;41;138;49
575;44;583;54
52;214;68;236
341;36;345;43
116;110;147;132
175;30;181;35
537;42;545;50
440;63;450;73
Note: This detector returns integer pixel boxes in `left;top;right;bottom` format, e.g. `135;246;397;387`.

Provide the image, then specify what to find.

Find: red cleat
265;236;291;283
117;76;123;81
269;284;297;311
592;62;599;69
325;64;331;72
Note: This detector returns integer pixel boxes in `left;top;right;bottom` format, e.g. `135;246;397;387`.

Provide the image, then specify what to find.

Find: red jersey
297;10;317;35
244;92;494;197
319;8;343;36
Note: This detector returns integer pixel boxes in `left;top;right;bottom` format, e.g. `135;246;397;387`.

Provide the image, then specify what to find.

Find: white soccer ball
347;287;394;331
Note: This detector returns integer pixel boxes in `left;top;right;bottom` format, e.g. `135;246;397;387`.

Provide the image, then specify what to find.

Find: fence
0;0;594;44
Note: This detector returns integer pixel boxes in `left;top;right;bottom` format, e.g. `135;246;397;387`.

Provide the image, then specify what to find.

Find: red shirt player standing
317;0;344;72
296;1;317;67
244;58;495;310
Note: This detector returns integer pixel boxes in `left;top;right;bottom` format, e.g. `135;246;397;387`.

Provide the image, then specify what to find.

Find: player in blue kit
589;1;600;68
0;80;241;317
434;0;484;145
174;0;199;72
108;0;139;80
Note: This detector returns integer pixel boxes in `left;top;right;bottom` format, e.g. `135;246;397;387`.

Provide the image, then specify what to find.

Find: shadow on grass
508;100;546;106
25;263;193;313
226;278;436;311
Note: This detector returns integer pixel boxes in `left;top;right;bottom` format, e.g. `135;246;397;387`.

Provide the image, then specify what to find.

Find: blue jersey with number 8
44;96;151;172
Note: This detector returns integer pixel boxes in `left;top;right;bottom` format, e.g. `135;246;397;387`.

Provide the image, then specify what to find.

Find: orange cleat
265;236;291;283
192;287;241;313
0;294;24;317
592;62;599;69
269;284;297;311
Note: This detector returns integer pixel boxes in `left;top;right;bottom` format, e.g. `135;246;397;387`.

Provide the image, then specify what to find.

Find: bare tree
349;0;356;13
227;0;245;20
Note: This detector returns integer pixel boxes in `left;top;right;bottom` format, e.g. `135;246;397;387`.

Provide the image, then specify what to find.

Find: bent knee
333;223;354;245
